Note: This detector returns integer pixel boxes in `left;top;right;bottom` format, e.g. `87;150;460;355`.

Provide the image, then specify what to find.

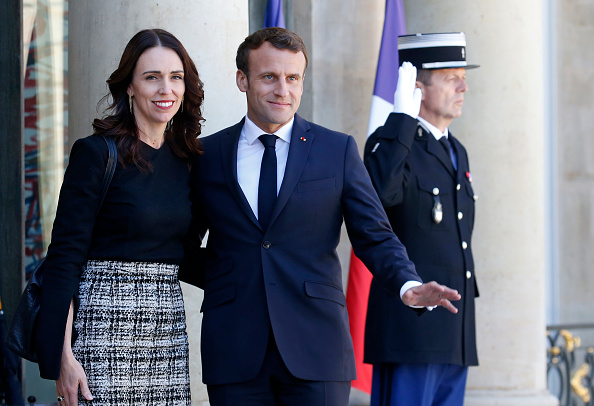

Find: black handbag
5;135;117;362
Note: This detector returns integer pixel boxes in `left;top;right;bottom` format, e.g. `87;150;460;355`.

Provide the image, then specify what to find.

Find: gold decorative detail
570;363;591;402
549;346;561;356
560;330;580;352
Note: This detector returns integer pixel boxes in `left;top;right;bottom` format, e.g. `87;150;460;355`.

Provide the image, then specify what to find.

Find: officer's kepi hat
398;32;479;70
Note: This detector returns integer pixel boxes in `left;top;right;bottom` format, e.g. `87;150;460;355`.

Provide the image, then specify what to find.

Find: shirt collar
417;116;449;141
243;115;294;146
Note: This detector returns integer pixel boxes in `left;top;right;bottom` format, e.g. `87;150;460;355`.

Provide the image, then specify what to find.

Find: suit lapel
420;123;456;177
269;114;313;226
220;119;261;228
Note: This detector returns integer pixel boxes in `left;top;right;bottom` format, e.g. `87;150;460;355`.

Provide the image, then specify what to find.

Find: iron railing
547;323;594;406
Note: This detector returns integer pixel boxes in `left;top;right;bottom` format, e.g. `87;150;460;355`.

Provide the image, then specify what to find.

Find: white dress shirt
237;115;293;220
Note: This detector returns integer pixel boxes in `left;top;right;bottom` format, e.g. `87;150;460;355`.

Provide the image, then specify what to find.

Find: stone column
557;0;594;337
69;2;248;404
402;1;557;404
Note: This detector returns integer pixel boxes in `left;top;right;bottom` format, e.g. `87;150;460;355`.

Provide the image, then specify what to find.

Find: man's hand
393;61;422;118
402;281;461;314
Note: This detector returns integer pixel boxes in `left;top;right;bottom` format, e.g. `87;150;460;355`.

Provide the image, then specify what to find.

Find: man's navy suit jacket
182;114;421;385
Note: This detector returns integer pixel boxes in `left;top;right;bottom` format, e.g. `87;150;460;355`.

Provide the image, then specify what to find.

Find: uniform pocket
416;176;453;231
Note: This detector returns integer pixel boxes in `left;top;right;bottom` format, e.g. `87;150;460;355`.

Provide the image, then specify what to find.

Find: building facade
2;0;593;405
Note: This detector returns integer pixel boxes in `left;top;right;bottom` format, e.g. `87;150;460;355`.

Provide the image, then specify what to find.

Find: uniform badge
432;194;443;224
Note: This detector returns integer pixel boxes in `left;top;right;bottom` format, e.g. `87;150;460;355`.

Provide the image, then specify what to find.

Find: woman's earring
129;94;133;115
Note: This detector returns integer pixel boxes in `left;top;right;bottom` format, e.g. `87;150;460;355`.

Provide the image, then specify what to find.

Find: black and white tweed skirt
72;260;191;405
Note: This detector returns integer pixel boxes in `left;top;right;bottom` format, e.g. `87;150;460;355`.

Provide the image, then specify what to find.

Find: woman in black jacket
35;28;204;406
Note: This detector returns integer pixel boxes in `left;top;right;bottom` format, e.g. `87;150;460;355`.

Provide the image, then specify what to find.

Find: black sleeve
363;113;419;207
36;135;109;380
178;158;207;289
179;231;206;289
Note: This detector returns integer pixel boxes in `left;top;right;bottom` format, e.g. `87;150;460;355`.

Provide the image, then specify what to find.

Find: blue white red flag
346;0;407;395
264;0;286;28
366;0;406;136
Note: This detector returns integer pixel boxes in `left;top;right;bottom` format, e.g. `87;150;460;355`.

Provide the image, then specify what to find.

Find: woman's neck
137;123;166;149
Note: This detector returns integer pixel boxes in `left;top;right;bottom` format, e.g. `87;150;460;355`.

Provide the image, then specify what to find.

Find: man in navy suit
182;27;461;406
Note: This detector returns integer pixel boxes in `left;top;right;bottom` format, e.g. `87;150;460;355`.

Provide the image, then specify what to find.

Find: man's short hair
416;68;433;85
236;27;309;78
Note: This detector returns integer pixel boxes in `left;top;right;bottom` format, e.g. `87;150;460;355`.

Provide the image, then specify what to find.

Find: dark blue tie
258;134;278;229
439;136;457;170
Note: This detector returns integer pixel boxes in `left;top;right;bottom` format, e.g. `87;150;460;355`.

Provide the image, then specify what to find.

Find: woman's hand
56;299;93;405
56;350;92;405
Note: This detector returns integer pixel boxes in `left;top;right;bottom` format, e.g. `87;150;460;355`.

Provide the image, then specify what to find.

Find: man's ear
416;81;425;101
236;70;248;92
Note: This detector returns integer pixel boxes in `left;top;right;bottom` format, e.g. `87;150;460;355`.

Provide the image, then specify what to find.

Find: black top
36;134;192;379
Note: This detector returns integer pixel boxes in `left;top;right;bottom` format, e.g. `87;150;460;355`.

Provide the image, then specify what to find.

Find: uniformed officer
363;32;480;406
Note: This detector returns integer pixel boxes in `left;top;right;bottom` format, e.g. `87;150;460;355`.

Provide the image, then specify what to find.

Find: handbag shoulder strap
98;135;117;214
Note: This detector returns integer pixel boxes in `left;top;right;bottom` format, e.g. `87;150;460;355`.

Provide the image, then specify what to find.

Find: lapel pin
300;137;307;142
466;172;472;182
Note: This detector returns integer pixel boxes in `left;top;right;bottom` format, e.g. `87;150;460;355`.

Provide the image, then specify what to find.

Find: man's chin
269;113;294;126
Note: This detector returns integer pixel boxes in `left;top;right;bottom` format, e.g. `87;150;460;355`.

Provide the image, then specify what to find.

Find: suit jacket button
457;184;461;191
462;241;468;250
466;270;472;279
262;241;272;249
458;211;463;220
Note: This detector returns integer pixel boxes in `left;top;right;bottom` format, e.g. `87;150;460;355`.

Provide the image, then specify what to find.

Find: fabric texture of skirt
72;260;191;405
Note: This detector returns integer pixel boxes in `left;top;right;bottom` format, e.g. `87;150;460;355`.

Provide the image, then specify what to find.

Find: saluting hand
393;61;422;118
402;281;461;314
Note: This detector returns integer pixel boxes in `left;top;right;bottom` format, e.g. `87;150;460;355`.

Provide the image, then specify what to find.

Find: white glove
392;61;422;118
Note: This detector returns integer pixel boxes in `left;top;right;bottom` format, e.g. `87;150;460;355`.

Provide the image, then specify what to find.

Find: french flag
264;0;286;28
346;0;406;394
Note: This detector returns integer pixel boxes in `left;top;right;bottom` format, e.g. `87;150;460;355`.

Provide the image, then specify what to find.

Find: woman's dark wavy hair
93;28;204;171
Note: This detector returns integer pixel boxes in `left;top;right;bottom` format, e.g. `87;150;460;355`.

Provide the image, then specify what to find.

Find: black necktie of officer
258;134;278;229
439;136;457;170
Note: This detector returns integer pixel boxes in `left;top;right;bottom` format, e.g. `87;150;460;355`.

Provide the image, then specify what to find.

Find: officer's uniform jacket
363;112;479;366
